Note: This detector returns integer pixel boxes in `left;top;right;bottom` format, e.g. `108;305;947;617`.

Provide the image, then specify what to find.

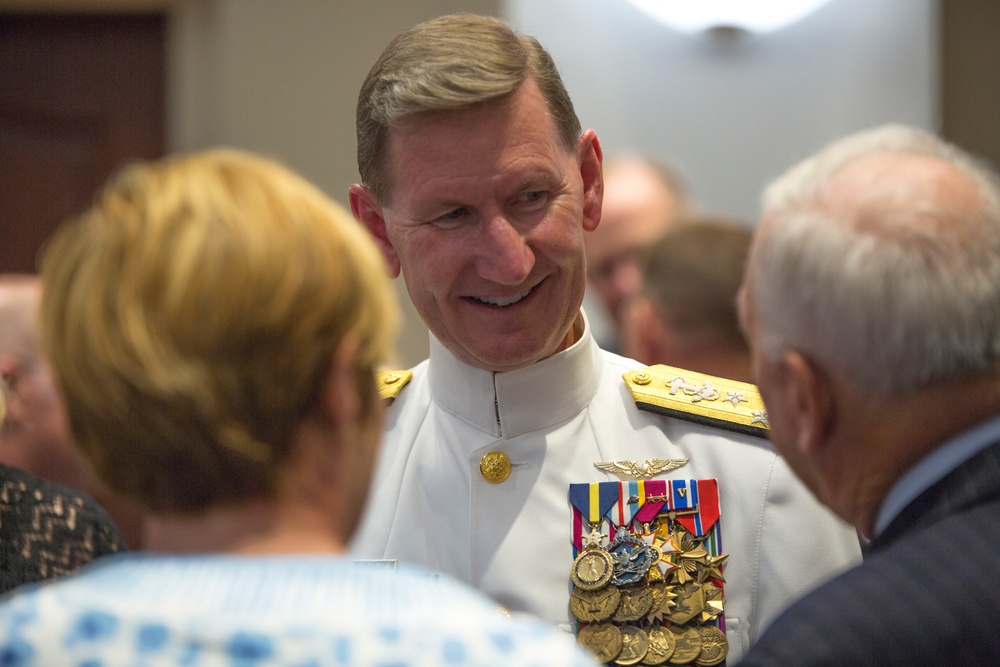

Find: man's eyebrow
510;169;560;192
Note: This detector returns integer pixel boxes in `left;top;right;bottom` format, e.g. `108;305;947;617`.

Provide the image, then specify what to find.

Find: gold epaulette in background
623;364;770;439
376;369;412;402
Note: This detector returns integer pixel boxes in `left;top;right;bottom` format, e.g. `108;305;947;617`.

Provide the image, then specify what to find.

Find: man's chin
454;339;560;373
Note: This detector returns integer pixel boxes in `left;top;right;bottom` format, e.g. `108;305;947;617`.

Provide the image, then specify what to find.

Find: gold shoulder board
376;369;413;402
623;364;770;439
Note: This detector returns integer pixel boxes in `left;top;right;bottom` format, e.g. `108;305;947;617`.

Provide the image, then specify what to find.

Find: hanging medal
568;478;730;666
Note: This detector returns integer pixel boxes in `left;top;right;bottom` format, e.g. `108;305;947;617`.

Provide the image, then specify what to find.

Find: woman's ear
319;335;363;430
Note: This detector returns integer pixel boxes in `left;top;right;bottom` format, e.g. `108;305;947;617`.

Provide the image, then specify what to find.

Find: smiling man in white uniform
348;14;861;664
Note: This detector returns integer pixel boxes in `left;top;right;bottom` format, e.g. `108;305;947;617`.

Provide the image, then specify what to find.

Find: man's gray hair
748;124;1000;398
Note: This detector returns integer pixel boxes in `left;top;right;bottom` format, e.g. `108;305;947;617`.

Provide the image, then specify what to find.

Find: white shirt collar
427;312;603;439
873;413;1000;536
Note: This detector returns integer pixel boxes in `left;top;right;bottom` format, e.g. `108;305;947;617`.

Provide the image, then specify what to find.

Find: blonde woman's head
40;149;398;514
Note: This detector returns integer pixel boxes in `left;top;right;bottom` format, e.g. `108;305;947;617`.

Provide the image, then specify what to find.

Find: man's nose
476;215;535;285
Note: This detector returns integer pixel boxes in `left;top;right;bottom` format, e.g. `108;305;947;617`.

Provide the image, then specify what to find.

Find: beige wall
18;0;981;374
940;0;1000;170
1;0;167;10
167;0;501;369
510;0;938;221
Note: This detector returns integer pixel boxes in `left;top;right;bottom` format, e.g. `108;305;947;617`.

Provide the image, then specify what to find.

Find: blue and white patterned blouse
0;554;599;666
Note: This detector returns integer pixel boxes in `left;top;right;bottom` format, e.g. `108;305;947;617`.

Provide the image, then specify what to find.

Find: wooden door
0;12;165;272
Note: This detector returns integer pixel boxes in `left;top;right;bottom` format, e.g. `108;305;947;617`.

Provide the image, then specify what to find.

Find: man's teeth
475;289;531;307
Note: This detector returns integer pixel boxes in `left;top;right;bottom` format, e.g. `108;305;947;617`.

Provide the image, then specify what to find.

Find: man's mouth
472;288;532;307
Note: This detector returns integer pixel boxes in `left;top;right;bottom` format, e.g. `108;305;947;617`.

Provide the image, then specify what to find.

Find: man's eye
436;207;470;221
520;191;545;204
432;207;471;228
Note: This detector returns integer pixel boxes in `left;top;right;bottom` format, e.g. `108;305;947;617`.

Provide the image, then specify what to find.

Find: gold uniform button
480;451;511;483
632;371;652;386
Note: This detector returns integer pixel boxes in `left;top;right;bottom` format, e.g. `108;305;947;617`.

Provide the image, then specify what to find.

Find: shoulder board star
623;364;770;439
376;369;412;402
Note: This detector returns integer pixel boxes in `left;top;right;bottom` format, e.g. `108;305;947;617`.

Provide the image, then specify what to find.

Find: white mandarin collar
427;312;603;440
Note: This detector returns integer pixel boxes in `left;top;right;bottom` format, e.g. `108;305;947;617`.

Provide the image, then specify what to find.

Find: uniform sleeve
751;454;862;639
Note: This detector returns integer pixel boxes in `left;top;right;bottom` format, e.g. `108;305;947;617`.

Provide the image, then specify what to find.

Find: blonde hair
40;149;398;513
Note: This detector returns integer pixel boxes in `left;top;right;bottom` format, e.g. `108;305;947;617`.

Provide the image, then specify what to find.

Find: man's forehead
382;89;573;204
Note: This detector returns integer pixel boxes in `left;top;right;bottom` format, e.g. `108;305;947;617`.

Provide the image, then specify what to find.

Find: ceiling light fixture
622;0;835;34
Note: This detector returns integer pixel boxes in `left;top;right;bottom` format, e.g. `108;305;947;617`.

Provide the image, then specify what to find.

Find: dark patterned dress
0;463;126;593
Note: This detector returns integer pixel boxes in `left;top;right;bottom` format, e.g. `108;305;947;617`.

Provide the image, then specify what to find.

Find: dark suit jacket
737;436;1000;666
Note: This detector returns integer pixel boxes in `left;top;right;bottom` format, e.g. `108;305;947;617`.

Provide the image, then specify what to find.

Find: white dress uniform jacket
352;318;861;662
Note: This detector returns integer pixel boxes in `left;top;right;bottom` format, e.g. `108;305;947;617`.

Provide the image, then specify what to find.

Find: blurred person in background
0;322;124;594
621;217;753;382
583;155;691;352
0;274;144;548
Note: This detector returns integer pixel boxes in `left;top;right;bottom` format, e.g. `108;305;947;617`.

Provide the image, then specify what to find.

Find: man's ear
782;350;836;457
348;184;401;278
579;129;603;233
